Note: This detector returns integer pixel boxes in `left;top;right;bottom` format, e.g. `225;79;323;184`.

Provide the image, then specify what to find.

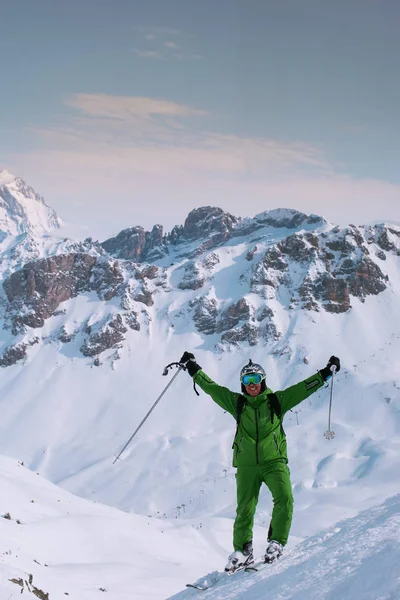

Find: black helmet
240;359;267;394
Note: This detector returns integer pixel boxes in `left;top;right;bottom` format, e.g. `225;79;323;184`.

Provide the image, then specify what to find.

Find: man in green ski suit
179;351;340;571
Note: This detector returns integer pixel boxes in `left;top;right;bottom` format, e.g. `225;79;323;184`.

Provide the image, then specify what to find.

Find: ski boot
225;540;254;573
264;540;283;563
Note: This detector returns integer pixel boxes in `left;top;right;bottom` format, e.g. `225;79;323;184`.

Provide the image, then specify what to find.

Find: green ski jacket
193;369;325;467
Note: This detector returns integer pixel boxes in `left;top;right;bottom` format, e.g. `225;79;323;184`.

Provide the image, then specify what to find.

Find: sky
1;0;399;240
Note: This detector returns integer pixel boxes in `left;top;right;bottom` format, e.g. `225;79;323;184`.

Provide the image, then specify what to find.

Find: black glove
319;356;340;381
179;351;202;377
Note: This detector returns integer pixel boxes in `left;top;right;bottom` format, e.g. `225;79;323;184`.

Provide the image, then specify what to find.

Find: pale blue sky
1;0;399;238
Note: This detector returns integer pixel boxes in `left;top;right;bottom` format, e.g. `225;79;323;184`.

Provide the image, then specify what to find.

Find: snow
0;455;226;599
0;170;61;236
0;176;399;597
170;494;400;599
1;456;399;600
0;287;398;598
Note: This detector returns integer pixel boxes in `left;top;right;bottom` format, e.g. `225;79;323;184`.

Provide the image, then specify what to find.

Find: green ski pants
233;462;294;551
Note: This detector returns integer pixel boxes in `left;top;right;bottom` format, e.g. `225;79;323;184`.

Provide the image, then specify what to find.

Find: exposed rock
124;310;141;331
313;275;351;313
246;246;258;261
260;319;281;343
375;226;400;252
326;234;355;254
58;326;75;343
256;306;274;321
120;284;135;310
80;313;127;357
135;265;159;280
4;253;97;331
168;224;184;244
90;260;124;301
255;208;325;229
251;250;287;292
349;227;365;248
299;277;320;311
278;234;313;262
376;250;387;261
192;296;218;335
101;224;165;261
217;298;250;333
178;261;205;290
0;342;27;366
304;233;319;248
262;248;287;271
346;257;387;299
220;323;258;346
133;285;154;307
181;206;238;241
202;253;220;270
191;233;231;257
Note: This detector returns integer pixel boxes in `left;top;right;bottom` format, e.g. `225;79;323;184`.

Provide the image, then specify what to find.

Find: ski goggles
241;373;264;386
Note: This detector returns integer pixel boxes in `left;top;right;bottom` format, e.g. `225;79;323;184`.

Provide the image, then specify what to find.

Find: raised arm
180;352;238;417
276;356;341;416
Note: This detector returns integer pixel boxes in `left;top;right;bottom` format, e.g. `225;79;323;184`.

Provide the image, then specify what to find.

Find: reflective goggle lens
241;373;263;385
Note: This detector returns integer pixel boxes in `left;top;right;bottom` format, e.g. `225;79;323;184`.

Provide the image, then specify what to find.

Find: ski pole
324;365;336;440
113;363;184;464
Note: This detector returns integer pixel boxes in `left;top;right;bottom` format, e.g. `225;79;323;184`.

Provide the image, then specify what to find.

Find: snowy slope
0;455;229;600
170;493;400;600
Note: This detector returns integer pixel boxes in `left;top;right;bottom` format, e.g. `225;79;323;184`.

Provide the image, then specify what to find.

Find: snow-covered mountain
0;170;62;237
0;174;399;598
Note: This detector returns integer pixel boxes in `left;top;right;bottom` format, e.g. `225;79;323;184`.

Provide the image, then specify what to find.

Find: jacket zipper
273;432;279;453
255;408;259;464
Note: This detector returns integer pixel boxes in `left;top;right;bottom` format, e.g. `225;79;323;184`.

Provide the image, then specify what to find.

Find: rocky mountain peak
101;224;165;261
0;170;61;236
182;206;238;240
101;206;238;261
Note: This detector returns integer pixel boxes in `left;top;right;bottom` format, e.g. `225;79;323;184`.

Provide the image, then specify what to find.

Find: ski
186;559;263;591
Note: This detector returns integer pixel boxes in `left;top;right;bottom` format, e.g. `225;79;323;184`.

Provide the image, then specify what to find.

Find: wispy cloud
164;41;179;50
13;92;399;239
12;144;400;240
133;25;200;61
64;94;208;121
28;93;331;179
133;48;165;60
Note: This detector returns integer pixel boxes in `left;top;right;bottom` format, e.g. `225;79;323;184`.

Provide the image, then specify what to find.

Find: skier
179;351;340;572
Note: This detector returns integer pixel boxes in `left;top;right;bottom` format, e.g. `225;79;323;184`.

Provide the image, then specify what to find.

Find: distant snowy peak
0;169;62;237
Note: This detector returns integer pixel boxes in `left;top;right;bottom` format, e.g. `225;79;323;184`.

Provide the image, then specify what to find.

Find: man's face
245;382;262;397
